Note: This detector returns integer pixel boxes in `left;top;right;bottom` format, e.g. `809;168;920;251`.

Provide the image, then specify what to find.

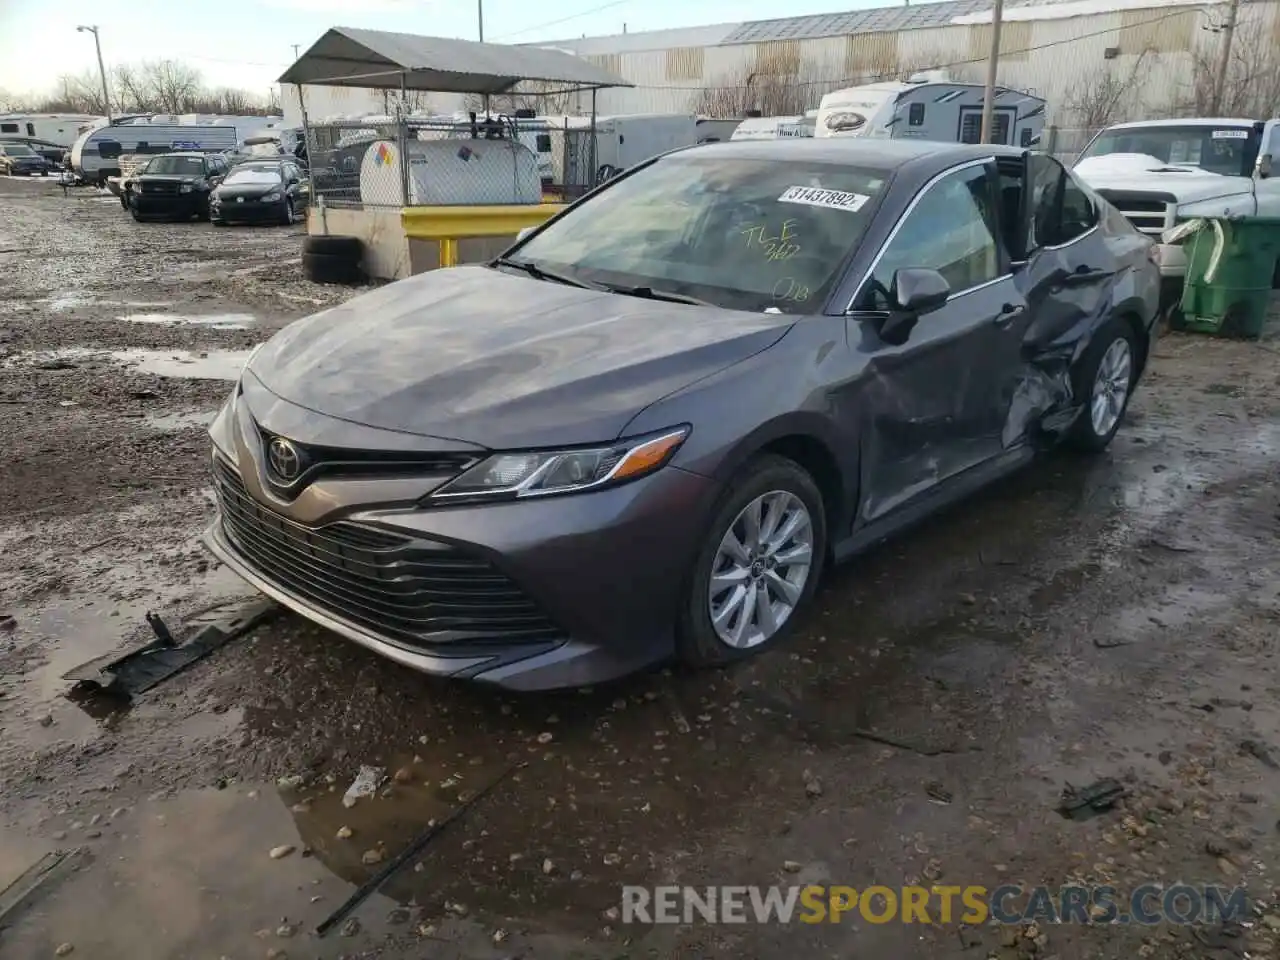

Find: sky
0;0;888;101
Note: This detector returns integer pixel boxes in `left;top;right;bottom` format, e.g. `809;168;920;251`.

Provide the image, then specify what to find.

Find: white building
283;0;1280;143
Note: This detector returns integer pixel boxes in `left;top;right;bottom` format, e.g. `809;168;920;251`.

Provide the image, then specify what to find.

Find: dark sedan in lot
210;159;307;226
126;152;229;222
0;142;53;176
204;139;1160;690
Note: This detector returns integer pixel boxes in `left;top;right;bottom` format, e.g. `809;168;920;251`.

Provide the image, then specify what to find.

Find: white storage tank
358;139;542;206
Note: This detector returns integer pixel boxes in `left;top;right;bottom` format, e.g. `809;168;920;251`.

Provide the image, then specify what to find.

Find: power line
616;7;1200;92
490;0;632;41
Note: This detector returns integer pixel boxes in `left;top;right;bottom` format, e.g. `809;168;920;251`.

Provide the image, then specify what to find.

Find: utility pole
76;25;112;123
1209;0;1240;115
979;0;1004;144
291;44;301;60
478;0;485;41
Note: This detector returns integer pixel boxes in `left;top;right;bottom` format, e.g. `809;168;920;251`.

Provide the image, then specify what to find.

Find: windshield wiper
493;257;594;289
601;283;713;307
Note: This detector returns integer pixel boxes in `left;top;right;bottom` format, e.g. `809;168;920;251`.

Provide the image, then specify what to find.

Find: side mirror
516;226;536;243
1028;133;1042;147
1259;153;1273;179
876;268;951;345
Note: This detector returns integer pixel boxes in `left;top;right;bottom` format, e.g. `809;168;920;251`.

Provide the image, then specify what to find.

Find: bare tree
1062;48;1156;130
462;81;576;117
1178;10;1280;118
142;59;202;113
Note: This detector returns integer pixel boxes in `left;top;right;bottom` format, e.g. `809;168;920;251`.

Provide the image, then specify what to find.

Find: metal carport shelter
278;26;631;95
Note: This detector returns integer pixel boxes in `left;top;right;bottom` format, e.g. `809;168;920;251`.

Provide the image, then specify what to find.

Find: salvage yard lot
3;173;1280;959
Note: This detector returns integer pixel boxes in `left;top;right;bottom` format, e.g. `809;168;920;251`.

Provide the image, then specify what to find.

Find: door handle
994;303;1025;326
1061;268;1111;287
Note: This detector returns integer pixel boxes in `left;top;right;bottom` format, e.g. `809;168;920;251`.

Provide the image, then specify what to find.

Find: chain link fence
1040;126;1103;166
302;116;605;208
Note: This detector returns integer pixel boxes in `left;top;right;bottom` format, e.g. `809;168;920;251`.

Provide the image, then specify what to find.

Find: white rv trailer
544;114;699;191
0;114;100;149
69;122;241;183
816;79;1046;148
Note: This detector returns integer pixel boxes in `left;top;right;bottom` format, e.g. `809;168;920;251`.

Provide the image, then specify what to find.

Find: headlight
429;426;689;503
179;183;193;193
262;191;281;202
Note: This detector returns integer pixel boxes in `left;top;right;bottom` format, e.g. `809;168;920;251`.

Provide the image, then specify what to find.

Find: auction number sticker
778;186;870;212
1211;129;1250;140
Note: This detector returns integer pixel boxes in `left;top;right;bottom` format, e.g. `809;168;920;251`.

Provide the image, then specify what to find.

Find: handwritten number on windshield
772;277;811;303
741;219;801;261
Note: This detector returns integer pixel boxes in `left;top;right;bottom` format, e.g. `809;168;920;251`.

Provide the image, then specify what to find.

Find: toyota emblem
268;437;302;481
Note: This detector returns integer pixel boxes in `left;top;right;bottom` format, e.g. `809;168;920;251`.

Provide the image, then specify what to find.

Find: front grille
1096;190;1175;237
142;181;179;195
213;456;560;648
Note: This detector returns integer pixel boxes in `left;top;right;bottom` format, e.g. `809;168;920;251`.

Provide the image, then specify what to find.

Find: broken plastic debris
342;766;387;808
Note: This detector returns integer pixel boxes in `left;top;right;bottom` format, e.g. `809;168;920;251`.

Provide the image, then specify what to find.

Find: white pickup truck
1071;117;1280;312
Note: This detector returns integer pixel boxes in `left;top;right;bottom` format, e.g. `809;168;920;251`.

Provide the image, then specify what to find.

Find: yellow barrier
400;204;567;268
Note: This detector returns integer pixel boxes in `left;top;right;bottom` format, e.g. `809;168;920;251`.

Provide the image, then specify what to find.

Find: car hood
214;183;278;199
246;264;795;449
1074;154;1251;204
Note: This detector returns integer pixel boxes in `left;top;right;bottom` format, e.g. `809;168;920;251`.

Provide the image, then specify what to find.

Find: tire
211;218;227;227
677;455;827;668
303;250;363;285
1067;316;1137;453
130;207;145;222
303;234;362;258
281;198;294;226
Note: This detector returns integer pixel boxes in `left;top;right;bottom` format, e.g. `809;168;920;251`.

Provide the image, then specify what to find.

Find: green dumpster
1175;216;1280;339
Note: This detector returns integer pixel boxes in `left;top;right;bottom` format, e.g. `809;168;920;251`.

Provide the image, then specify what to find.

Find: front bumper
129;192;206;218
212;199;282;222
9;163;49;176
203;396;721;690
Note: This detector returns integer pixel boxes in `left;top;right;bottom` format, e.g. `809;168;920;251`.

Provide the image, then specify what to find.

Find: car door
847;160;1028;522
1013;156;1113;413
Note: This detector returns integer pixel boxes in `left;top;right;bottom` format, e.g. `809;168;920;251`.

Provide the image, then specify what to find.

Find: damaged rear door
1004;154;1116;442
848;159;1029;522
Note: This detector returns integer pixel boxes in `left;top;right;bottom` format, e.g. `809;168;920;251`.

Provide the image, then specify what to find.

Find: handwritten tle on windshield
740;219;801;262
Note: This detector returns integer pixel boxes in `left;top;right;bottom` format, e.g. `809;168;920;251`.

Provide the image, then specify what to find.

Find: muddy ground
3;172;1280;960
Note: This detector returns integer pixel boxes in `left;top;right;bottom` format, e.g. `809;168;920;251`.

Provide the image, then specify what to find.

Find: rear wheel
677;455;826;667
1068;316;1137;452
130;207;145;222
281;197;294;226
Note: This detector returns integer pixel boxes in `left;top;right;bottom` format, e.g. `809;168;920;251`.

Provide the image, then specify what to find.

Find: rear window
512;155;889;313
225;167;282;184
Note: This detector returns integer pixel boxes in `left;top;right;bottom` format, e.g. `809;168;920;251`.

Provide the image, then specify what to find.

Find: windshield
1079;124;1259;176
146;155;206;175
509;155;889;313
4;144;35;156
224;167;282;185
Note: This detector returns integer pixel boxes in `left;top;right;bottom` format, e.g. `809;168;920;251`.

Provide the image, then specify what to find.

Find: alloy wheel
1090;337;1131;438
708;490;814;649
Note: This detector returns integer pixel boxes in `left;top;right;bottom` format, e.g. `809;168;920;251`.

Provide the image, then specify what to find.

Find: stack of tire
302;235;365;285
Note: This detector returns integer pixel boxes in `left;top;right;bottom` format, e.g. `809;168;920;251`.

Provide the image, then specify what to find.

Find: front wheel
1068;316;1137;452
677;455;827;667
281;198;294;225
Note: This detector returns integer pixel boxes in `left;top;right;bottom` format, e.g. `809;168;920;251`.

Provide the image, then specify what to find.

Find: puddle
121;311;255;330
40;296;174;314
143;410;218;431
2;347;252;381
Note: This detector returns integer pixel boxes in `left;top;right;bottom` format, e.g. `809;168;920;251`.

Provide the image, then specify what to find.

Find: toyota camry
204;138;1160;690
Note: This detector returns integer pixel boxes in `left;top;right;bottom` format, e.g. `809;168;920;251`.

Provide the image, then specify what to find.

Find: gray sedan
204;138;1160;690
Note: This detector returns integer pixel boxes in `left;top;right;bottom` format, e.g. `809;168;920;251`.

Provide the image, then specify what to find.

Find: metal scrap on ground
62;597;277;697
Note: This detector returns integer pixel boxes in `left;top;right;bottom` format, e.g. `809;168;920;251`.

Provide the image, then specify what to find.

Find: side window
1031;155;1095;247
1058;172;1097;243
0;123;17;133
536;133;552;153
26;122;35;136
97;139;123;159
908;102;925;127
861;165;1001;309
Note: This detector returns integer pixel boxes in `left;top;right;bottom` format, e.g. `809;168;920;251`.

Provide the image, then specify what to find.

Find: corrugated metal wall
281;0;1280;128
573;0;1280;123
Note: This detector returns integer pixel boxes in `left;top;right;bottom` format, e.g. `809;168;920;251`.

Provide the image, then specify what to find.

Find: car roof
673;137;1024;174
1102;117;1257;131
150;151;208;159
